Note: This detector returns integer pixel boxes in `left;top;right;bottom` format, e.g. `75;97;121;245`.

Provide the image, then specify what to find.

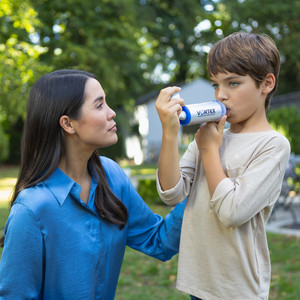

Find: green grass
115;205;300;300
268;233;300;299
115;204;189;300
1;165;300;299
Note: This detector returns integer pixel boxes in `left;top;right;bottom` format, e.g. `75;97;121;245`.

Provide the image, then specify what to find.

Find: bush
0;123;9;163
268;106;300;154
137;178;162;205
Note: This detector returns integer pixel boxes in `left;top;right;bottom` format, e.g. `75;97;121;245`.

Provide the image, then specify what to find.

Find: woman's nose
108;106;116;119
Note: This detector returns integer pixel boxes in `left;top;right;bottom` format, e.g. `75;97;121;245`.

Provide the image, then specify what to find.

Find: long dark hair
0;70;128;247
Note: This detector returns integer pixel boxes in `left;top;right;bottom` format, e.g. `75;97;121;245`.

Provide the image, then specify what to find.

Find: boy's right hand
155;86;184;137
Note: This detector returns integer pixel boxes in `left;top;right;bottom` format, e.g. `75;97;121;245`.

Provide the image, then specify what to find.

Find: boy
155;32;291;299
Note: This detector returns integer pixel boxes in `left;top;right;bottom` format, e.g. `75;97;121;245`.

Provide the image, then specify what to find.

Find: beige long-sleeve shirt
157;129;290;300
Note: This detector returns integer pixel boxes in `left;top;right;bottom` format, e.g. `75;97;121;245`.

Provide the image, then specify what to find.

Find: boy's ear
262;73;276;94
59;115;76;134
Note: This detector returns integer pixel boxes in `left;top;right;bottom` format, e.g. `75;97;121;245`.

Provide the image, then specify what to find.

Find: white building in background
132;78;215;163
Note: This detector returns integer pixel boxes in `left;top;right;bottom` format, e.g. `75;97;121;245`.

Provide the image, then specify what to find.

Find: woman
0;70;185;299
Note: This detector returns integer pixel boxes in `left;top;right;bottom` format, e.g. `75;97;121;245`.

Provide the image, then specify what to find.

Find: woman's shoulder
99;156;126;179
100;156;122;172
14;182;54;214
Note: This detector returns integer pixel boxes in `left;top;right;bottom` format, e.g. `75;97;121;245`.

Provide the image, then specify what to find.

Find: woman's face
71;78;118;150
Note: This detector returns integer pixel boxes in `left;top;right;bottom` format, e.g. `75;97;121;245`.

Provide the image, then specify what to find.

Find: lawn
0;165;300;299
0;165;17;245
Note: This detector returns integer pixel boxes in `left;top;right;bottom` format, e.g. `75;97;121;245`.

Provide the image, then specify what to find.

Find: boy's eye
229;82;239;87
211;83;219;89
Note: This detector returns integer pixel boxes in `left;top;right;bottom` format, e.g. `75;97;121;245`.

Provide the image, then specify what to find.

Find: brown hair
207;32;280;110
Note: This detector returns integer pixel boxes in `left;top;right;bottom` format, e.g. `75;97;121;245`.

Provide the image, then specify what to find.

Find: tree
137;0;211;84
213;0;300;95
0;0;51;162
29;0;149;108
1;0;299;162
0;0;51;122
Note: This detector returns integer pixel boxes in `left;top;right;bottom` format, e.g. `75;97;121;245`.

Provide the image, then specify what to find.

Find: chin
100;136;118;148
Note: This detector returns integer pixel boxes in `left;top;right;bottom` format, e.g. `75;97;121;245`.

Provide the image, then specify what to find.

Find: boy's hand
155;87;184;137
195;115;227;152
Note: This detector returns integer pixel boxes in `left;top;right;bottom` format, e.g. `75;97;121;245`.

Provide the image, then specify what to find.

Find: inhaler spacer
171;92;226;126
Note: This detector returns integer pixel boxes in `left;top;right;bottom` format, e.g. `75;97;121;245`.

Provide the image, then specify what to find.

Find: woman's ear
262;73;276;94
59;115;76;134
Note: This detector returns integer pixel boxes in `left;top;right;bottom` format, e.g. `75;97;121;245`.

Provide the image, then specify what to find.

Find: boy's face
210;72;267;133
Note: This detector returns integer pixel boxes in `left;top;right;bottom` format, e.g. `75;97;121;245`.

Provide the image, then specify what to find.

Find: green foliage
0;0;299;162
136;0;209;83
268;106;300;154
0;0;52;122
0;0;52;161
218;0;300;96
29;0;149;108
137;178;161;205
0;123;9;163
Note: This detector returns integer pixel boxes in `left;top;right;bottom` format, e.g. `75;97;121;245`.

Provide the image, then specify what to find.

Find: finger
168;97;185;108
168;103;183;117
217;115;227;132
158;86;181;102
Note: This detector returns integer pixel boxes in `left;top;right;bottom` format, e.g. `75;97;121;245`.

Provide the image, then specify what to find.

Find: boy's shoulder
223;129;290;156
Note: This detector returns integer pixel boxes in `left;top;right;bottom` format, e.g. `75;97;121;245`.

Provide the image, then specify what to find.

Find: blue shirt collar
44;168;98;207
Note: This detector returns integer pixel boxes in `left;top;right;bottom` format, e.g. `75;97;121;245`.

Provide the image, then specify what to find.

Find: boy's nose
216;88;228;102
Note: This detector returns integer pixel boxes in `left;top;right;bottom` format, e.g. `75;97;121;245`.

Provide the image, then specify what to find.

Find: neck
59;135;95;182
59;157;89;182
230;110;272;133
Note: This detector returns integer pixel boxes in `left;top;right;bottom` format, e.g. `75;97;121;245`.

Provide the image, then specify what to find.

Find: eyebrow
92;96;104;103
211;75;241;83
225;76;240;80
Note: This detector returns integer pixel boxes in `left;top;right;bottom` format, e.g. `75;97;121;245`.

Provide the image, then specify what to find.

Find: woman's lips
109;123;117;132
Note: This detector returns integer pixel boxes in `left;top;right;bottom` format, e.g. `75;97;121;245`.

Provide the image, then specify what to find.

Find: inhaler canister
171;92;226;126
179;101;226;126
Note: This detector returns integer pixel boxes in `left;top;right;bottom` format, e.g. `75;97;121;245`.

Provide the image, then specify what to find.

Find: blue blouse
0;157;186;300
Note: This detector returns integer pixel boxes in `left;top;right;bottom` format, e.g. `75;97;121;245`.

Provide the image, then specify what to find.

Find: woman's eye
96;103;103;109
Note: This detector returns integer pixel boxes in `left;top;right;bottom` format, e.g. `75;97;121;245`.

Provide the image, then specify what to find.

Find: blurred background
0;0;299;165
0;0;300;299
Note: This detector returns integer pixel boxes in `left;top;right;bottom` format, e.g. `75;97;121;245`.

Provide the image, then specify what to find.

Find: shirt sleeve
0;203;43;299
100;156;186;261
126;176;187;261
210;136;291;228
157;140;198;205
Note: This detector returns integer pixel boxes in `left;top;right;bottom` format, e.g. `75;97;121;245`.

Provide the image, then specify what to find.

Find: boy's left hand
195;115;227;152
